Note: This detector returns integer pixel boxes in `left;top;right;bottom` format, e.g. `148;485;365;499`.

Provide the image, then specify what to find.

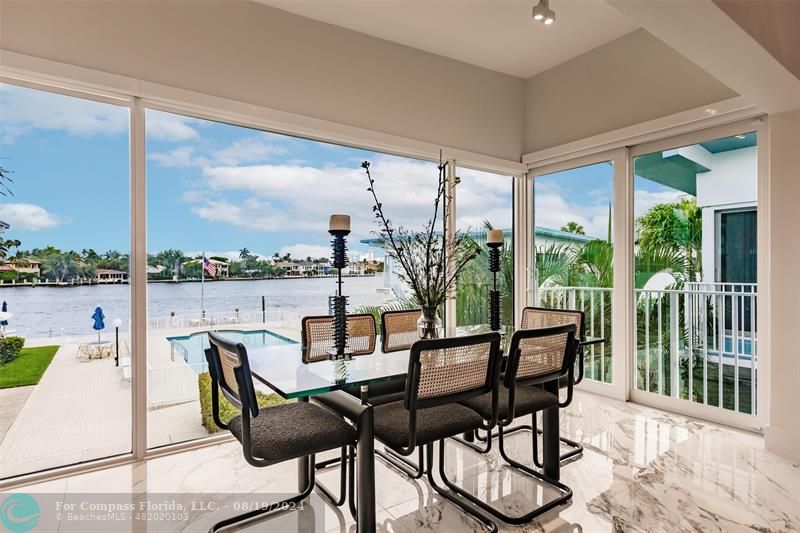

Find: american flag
203;256;216;277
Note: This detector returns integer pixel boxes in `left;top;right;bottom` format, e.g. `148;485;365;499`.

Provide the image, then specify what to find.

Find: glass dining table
244;324;602;532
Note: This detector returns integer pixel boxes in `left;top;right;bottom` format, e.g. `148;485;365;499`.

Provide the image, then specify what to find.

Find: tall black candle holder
488;240;502;332
329;216;351;359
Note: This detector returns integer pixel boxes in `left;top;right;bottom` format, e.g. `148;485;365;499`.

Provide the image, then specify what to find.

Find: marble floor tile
6;390;799;532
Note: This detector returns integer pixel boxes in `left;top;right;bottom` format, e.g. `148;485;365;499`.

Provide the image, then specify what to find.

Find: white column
131;97;148;458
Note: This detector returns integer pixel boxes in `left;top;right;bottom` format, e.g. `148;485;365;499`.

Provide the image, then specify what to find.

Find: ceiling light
735;135;746;139
532;0;555;25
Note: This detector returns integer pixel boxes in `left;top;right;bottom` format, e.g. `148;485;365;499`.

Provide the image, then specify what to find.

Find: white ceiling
253;0;638;79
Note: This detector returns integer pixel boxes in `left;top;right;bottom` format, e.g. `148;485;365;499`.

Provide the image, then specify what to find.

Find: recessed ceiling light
735;135;746;139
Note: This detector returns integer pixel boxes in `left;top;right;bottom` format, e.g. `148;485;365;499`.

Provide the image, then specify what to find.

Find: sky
0;82;684;259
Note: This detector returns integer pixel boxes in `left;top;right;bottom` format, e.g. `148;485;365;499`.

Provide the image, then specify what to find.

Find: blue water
168;329;297;372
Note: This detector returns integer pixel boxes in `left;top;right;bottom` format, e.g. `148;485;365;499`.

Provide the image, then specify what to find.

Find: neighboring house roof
97;268;127;275
360;226;593;247
146;265;165;274
0;264;15;271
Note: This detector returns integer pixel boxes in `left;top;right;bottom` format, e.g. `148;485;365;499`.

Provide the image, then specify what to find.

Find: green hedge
0;336;25;365
198;371;289;433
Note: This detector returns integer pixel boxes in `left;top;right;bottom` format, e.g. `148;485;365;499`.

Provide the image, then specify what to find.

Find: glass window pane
533;161;614;383
455;169;514;327
632;132;758;415
145;109;438;448
0;83;130;478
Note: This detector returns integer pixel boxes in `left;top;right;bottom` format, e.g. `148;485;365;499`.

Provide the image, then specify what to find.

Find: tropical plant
238;248;251;260
362;159;480;331
0;166;14;197
455;220;513;326
636;198;702;281
560;221;585;235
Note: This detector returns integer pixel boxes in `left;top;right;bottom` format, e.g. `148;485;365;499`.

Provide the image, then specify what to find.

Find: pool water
168;329;297;372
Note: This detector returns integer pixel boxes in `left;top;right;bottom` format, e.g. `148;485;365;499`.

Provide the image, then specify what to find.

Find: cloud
634;189;688;218
149;134;287;169
149;147;209;168
0;84;201;143
191;155;442;237
190;198;292;231
0;203;63;230
0;83;127;142
278;244;332;260
146;111;200;142
212;136;287;165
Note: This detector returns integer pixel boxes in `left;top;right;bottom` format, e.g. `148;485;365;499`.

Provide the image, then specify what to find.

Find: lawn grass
0;345;59;389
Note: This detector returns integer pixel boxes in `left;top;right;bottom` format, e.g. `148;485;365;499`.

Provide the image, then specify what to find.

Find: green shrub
198;371;289;433
0;336;25;365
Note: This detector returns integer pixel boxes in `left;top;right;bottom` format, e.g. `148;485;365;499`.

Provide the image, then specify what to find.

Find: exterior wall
0;0;524;161
523;29;738;153
766;109;800;460
692;146;758;282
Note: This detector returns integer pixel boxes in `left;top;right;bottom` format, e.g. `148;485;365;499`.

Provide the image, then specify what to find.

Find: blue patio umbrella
0;301;8;327
92;306;105;341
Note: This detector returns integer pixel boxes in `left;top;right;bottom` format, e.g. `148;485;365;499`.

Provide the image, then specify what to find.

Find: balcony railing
537;283;757;415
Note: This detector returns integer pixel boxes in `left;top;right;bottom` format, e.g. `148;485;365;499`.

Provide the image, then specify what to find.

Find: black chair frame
476;307;587;465
377;333;504;533
203;333;354;532
448;325;576;524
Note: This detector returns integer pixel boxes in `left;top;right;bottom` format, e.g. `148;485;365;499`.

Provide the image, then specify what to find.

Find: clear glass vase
417;306;442;339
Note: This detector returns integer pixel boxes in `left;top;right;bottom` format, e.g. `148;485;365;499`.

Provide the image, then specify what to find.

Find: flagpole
201;251;205;321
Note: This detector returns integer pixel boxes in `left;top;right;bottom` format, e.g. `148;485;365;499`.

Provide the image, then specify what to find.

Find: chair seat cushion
228;402;356;464
460;384;557;421
373;401;484;450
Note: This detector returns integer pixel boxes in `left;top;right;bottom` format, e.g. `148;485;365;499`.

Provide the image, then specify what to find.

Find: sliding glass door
631;125;761;426
530;150;628;398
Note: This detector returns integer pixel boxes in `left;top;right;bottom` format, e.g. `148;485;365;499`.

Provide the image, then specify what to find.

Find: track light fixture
532;0;555;25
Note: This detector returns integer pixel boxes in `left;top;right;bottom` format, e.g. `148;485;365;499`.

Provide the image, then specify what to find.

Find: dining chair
380;308;422;353
456;324;576;524
204;331;357;532
519;306;586;465
371;332;503;533
301;314;377;363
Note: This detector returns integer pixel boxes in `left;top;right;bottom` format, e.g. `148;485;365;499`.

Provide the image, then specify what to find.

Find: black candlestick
329;216;351;359
488;242;502;331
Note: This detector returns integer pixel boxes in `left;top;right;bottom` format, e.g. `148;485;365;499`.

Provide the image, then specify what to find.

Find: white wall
0;0;524;161
695;146;758;209
523;29;738;153
765;109;800;460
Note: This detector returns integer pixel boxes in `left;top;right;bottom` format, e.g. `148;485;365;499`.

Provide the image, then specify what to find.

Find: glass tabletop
245;323;605;399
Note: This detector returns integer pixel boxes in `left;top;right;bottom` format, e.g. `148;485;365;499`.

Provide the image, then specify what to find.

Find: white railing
536;284;757;415
537;286;613;384
637;286;756;415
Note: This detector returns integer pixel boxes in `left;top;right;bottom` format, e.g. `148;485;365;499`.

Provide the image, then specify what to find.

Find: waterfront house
95;268;129;284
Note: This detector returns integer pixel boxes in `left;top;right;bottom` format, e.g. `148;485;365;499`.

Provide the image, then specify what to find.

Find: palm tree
239;248;251;260
560;221;586;235
0;165;14;197
0;239;21;260
636;198;702;281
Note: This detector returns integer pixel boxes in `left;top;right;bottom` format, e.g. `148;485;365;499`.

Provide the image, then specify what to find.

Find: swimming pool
168;329;297;372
